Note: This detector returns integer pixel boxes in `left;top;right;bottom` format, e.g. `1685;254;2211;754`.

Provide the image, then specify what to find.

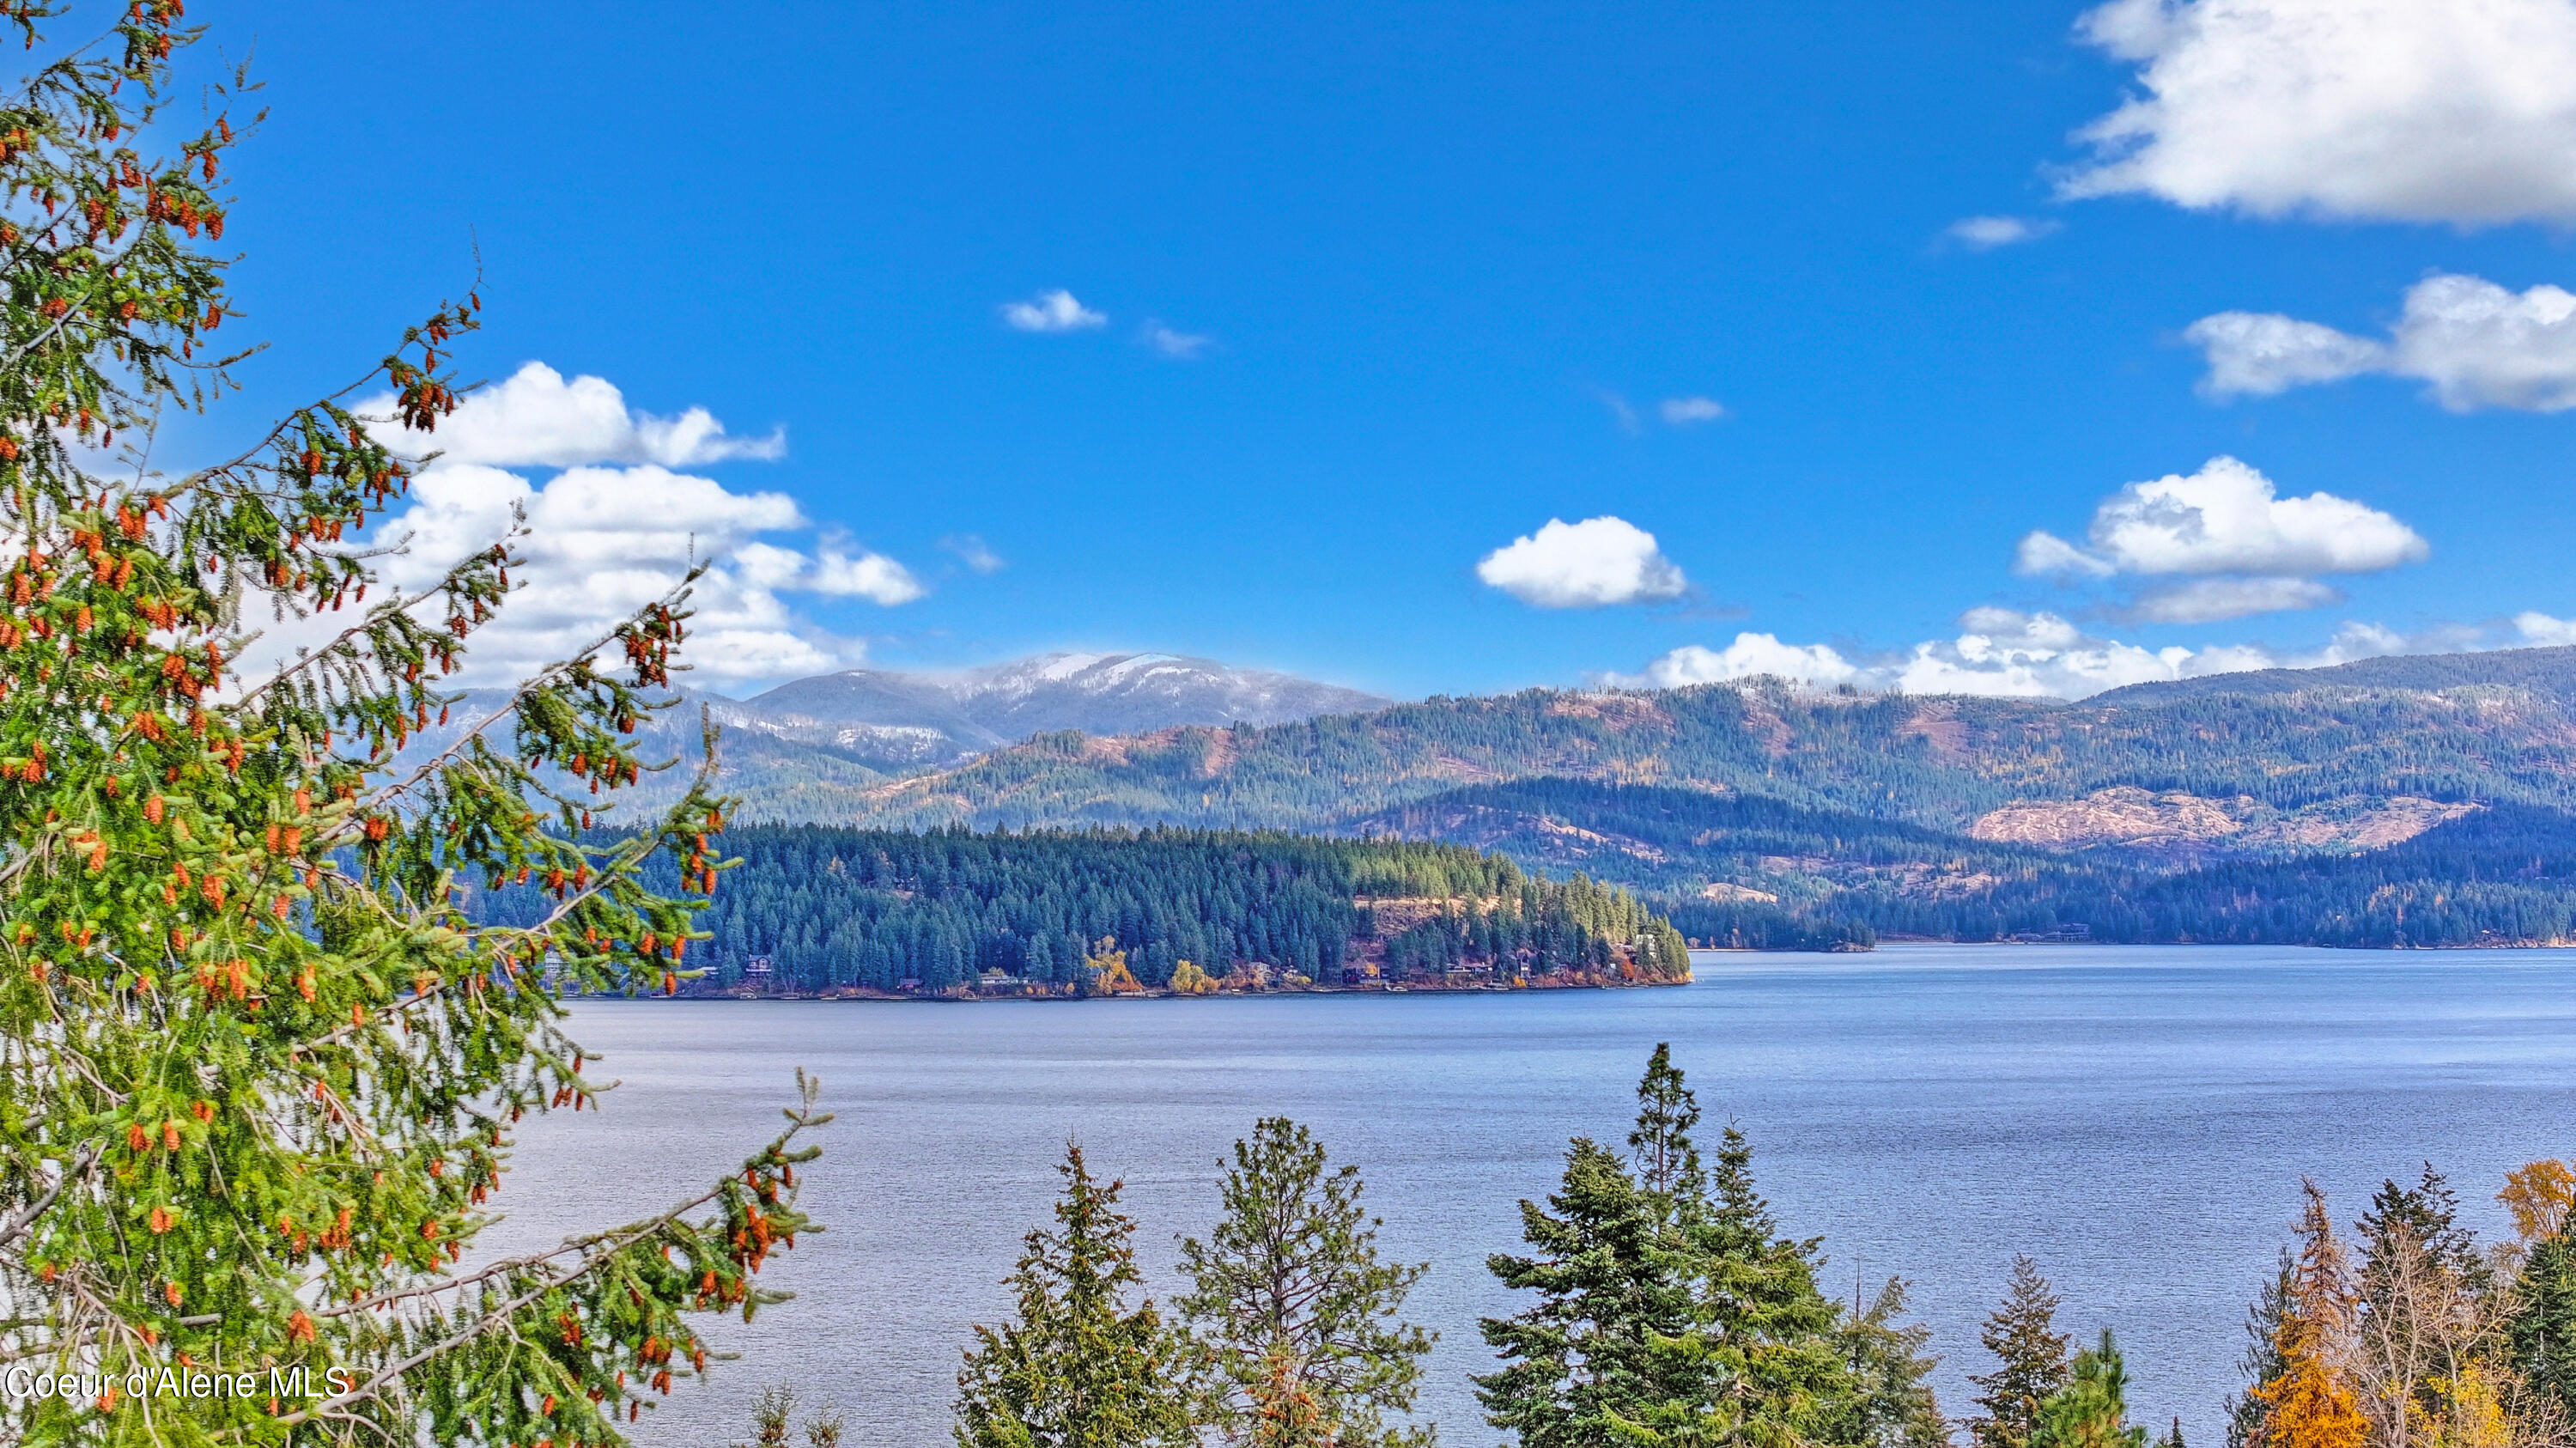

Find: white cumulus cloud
1631;635;1862;689
805;538;926;605
256;365;944;692
2517;611;2576;645
2189;274;2576;411
308;463;872;689
1660;396;1727;425
1945;215;2061;249
1002;289;1108;332
2015;457;2427;581
2063;0;2576;224
1618;611;2463;700
372;362;785;469
2181;312;2391;397
1476;516;1688;608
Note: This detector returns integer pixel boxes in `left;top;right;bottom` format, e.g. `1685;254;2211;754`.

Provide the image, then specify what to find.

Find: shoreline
598;975;1697;1003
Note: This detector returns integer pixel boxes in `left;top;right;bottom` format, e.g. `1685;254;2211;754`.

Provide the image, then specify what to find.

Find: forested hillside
835;651;2576;845
479;828;1691;993
1358;778;2576;948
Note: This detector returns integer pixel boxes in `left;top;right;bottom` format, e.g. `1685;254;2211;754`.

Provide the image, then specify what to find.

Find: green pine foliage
1475;1137;1693;1445
2221;1255;2294;1448
2031;1330;2149;1448
1833;1278;1953;1448
2509;1234;2576;1420
1177;1118;1437;1448
1479;1047;1897;1448
0;7;826;1445
1971;1257;2075;1448
954;1145;1199;1448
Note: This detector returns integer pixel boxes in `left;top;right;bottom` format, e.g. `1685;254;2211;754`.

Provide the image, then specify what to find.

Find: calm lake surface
491;944;2576;1448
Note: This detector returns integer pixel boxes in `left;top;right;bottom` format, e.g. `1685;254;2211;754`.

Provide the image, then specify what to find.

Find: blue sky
203;0;2576;699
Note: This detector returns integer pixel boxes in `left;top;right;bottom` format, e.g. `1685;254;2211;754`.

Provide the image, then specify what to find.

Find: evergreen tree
1476;1138;1691;1447
2359;1165;2488;1293
0;7;823;1445
1631;1041;1709;1214
1971;1257;2075;1448
2250;1183;2366;1448
1635;1123;1854;1448
2031;1330;2148;1448
2223;1255;2295;1448
1178;1118;1437;1448
2508;1232;2576;1421
955;1145;1199;1448
1831;1277;1952;1448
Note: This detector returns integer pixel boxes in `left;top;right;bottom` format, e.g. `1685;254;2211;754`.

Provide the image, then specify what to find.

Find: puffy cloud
2127;575;2342;623
370;362;784;469
1476;516;1688;608
2190;274;2576;411
250;365;939;693
941;533;1006;575
1659;396;1727;424
1629;635;1862;689
2181;312;2390;397
2063;0;2576;224
805;538;925;605
1001;289;1107;332
2517;611;2576;645
2016;457;2427;581
1140;321;1210;358
1945;215;2060;249
1619;611;2465;700
287;463;866;689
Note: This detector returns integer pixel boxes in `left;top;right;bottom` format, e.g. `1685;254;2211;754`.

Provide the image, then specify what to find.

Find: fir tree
1178;1118;1437;1448
1631;1041;1709;1214
1475;1138;1691;1447
1831;1276;1952;1448
2359;1164;2488;1293
2509;1232;2576;1421
1646;1123;1854;1448
1971;1257;2075;1448
955;1145;1199;1448
2222;1255;2295;1448
2031;1330;2148;1448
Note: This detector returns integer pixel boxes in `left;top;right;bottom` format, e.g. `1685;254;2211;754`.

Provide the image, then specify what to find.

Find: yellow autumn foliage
2500;1160;2576;1244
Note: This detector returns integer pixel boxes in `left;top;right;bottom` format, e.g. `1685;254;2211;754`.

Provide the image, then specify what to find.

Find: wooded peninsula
477;826;1695;996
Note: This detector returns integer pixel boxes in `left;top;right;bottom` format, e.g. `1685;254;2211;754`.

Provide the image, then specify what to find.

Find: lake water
489;944;2576;1448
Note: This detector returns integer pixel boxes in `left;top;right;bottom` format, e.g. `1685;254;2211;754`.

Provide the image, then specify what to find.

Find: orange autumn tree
0;5;823;1445
2257;1183;2371;1448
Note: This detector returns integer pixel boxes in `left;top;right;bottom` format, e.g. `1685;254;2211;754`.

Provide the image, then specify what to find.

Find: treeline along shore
474;826;1695;997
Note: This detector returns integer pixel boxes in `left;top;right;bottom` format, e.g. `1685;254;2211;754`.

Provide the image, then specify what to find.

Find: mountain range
434;642;2576;944
703;652;1388;770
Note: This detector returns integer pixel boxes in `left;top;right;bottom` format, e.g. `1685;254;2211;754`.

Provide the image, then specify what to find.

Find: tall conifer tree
954;1145;1199;1448
1476;1138;1690;1447
2508;1232;2576;1422
1179;1117;1436;1448
1971;1256;2075;1448
1832;1277;1952;1448
2251;1183;2366;1448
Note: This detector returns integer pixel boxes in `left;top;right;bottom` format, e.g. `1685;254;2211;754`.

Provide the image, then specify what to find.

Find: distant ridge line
2086;644;2576;707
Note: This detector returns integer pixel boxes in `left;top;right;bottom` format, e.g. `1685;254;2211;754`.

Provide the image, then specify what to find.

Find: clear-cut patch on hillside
1969;787;2480;858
